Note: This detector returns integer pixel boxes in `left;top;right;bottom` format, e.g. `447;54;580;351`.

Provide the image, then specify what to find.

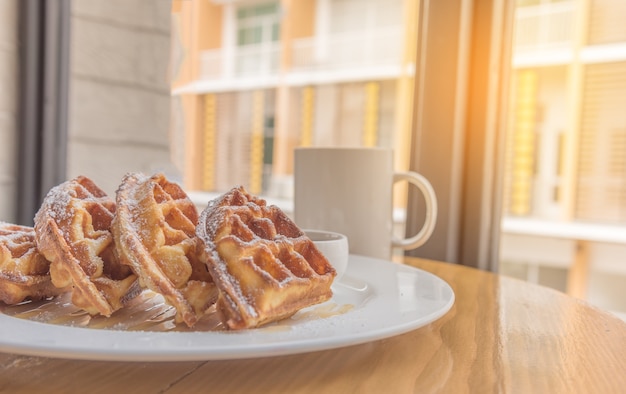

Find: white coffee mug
294;147;437;260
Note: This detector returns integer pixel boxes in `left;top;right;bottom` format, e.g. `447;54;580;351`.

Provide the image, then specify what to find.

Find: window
172;0;410;198
237;2;280;44
499;0;626;318
235;2;280;77
171;0;626;318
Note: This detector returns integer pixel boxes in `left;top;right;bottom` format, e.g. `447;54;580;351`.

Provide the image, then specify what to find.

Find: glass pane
238;2;278;20
237;8;249;19
237;26;263;46
500;0;626;320
174;0;406;199
255;3;277;16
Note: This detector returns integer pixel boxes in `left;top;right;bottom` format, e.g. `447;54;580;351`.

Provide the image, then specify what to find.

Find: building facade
504;0;626;223
170;0;417;199
500;0;626;316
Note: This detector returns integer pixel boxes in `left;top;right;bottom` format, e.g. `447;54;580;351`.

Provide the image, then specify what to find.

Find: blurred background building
170;0;416;199
500;0;626;317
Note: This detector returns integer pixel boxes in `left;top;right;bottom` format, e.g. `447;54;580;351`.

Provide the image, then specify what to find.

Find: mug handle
391;171;438;250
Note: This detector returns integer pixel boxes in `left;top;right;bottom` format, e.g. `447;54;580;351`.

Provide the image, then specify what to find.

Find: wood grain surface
1;258;625;393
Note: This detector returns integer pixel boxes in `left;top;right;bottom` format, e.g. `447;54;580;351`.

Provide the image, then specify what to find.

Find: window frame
17;0;70;225
405;0;514;271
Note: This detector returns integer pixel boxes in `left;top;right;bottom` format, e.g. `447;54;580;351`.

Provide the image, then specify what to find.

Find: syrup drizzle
0;292;352;333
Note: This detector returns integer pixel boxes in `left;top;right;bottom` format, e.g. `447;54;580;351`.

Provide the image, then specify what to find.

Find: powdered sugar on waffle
112;172;216;327
33;176;137;316
0;222;66;303
195;186;336;329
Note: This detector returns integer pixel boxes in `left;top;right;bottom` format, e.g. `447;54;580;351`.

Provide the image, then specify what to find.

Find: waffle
0;222;66;304
112;173;217;327
34;176;140;316
196;186;336;330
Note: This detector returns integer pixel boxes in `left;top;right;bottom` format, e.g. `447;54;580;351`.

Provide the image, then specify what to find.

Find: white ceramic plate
0;255;454;361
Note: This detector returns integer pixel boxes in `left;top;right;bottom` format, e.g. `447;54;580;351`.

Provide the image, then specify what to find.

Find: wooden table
1;257;625;393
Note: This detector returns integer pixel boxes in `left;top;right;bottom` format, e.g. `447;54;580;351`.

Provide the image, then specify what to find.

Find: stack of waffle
0;173;336;329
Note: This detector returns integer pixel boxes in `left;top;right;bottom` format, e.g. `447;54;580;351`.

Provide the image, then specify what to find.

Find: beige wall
0;0;19;223
68;0;174;196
